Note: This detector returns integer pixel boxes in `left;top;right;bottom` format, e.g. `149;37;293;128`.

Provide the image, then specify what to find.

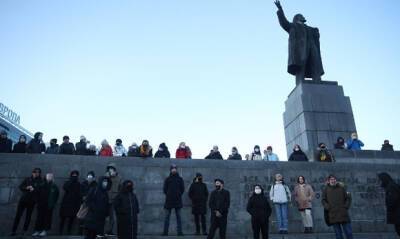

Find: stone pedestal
283;81;357;158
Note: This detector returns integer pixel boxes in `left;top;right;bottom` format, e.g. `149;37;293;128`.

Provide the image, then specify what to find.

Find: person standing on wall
10;168;43;236
247;184;272;239
378;173;400;237
207;179;230;239
269;173;291;234
293;176;315;233
188;173;209;235
162;164;185;236
322;175;353;239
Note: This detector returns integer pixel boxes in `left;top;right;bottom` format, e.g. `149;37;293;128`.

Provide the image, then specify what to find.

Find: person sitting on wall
139;140;153;158
0;130;13;153
175;142;192;159
227;147;242;160
59;136;75;155
45;138;59;154
207;179;230;239
10;168;44;236
128;142;140;157
113;139;127;157
346;132;364;150
247;184;271;239
322;175;353;239
99;140;113;157
288;145;309;162
263;146;279;161
75;136;89;155
12;135;28;153
154;143;171;158
205;145;223;160
249;145;263;160
316;143;334;162
87;145;97;156
381;140;394;152
26;132;46;154
334;137;346;150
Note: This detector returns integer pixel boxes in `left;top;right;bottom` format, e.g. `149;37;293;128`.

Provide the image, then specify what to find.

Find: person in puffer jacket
113;139;127;157
269;174;291;234
155;143;171;158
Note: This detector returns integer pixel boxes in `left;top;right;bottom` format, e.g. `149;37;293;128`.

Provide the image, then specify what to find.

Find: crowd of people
8;164;400;239
0;131;396;161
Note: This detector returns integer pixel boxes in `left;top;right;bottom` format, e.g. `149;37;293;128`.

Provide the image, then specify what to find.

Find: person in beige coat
293;176;315;233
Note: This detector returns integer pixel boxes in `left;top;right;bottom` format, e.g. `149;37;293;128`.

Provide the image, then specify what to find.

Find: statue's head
293;14;306;24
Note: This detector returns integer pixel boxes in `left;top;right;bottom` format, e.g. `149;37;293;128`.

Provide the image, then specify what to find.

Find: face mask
109;170;116;176
20;139;26;143
158;147;164;151
215;185;221;190
295;148;300;151
255;188;262;194
87;175;94;181
232;151;237;155
198;177;203;181
116;142;121;146
255;149;260;153
180;145;186;149
46;176;53;182
126;184;133;192
102;182;108;189
321;146;326;149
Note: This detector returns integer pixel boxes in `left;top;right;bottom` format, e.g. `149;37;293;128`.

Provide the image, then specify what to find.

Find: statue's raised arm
274;0;291;33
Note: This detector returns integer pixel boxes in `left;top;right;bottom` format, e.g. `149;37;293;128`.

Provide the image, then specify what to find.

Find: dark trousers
59;216;75;235
34;206;54;231
251;217;269;239
12;200;35;233
85;229;97;239
207;214;227;239
194;214;206;233
395;224;400;237
163;208;182;234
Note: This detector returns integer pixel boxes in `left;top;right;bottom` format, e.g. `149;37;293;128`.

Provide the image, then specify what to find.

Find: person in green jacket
32;173;59;237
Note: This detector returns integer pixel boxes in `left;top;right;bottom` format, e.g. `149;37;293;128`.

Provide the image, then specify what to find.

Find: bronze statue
274;0;324;85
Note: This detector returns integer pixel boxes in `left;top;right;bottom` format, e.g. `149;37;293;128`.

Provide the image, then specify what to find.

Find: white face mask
87;175;94;181
255;188;262;194
180;145;186;149
255;149;260;153
158;147;163;151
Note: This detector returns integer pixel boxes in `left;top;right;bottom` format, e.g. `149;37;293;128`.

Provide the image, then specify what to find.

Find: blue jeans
333;223;353;239
163;208;182;234
274;203;288;231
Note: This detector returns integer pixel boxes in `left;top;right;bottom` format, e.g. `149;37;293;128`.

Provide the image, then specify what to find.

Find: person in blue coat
346;133;364;150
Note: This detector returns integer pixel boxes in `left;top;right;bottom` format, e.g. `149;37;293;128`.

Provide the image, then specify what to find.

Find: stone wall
0;153;399;236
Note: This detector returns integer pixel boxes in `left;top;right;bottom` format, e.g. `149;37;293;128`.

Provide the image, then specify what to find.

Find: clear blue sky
1;0;400;160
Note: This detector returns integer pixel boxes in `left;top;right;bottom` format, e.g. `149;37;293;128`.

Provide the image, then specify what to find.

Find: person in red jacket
175;142;192;159
99;140;113;157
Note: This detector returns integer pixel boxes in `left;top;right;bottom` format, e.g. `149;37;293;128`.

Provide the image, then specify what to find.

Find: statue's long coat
277;9;324;78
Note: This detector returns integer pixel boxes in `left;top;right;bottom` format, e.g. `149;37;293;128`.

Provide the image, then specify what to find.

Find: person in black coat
85;177;111;239
46;139;59;154
154;143;171;158
0;130;13;153
378;173;400;236
381;140;394;151
288;145;309;162
113;180;140;239
205;146;223;160
247;185;272;239
59;170;82;235
207;179;230;239
78;171;97;235
75;136;88;155
10;168;43;236
12;135;27;153
59;136;75;155
227;147;242;160
26;132;46;154
188;173;209;235
162;164;184;236
32;173;60;237
334;137;346;150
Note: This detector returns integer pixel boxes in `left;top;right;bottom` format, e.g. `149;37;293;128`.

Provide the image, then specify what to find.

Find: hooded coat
277;9;324;78
321;182;352;224
0;135;12;153
59;172;82;217
205;151;223;160
288;147;309;162
12;142;27;153
246;187;272;219
18;175;44;204
154;143;171;158
75;141;88;155
163;172;185;209
26;133;46;154
59;142;75;155
378;173;400;225
188;178;209;214
113;181;140;239
128;146;140;157
46;143;59;154
85;177;111;233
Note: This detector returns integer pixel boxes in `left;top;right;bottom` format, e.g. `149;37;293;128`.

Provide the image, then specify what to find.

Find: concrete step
1;233;399;239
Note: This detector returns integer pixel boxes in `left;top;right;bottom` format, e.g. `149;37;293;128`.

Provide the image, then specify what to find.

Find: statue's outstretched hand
274;0;282;10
